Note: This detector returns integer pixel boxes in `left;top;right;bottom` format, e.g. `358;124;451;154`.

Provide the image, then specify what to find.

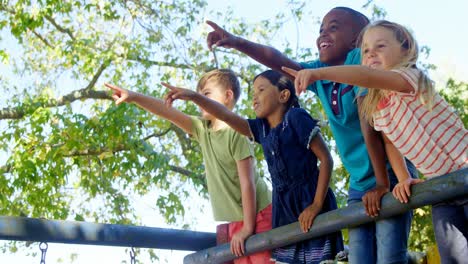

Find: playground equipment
1;168;466;263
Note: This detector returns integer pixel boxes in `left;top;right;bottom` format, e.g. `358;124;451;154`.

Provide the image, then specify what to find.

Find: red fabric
228;204;274;264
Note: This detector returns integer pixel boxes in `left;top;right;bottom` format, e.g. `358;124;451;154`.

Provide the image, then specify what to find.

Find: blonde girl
284;20;467;264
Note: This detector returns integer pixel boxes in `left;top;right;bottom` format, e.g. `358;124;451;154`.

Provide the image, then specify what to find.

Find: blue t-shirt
300;48;377;191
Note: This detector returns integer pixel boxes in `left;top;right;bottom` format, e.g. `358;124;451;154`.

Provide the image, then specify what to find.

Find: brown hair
254;70;300;110
196;69;241;103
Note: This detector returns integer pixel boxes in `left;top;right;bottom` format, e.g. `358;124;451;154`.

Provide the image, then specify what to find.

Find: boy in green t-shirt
106;69;272;263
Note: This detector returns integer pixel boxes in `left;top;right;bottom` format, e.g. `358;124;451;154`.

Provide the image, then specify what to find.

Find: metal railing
184;168;467;264
0;216;216;251
0;169;466;263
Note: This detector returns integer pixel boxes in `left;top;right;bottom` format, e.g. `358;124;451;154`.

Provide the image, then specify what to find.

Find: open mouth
369;62;381;68
253;102;259;110
319;42;332;50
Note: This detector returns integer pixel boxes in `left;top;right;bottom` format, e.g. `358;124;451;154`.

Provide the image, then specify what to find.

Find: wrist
232;36;244;49
376;185;390;193
128;91;140;103
241;225;254;234
311;201;323;210
191;92;203;102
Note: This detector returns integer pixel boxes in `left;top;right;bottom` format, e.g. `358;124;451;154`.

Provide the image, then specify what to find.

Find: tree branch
30;29;53;48
127;56;192;70
1;60;108;120
0;129;201;182
85;62;108;90
44;15;75;40
0;89;111;120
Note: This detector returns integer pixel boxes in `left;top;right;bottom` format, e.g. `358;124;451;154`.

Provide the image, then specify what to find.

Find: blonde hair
358;20;435;124
196;69;241;103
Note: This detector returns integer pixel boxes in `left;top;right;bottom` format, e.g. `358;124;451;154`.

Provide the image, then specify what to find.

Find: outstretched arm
162;83;252;137
298;133;333;233
230;157;257;257
105;83;192;134
282;66;414;95
206;20;301;77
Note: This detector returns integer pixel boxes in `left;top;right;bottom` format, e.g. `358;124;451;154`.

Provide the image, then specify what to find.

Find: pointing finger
206;20;222;31
105;83;121;91
161;82;176;91
281;66;298;77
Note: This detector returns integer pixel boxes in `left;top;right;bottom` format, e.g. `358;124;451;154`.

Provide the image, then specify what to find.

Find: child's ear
279;89;291;104
225;89;234;103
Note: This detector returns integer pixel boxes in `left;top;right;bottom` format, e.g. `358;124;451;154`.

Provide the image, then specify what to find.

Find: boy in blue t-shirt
206;7;417;263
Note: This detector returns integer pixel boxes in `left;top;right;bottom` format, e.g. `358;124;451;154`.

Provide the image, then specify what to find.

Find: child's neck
209;118;229;131
266;107;287;128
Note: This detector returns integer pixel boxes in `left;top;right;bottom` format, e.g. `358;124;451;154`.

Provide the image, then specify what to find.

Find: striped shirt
373;68;468;178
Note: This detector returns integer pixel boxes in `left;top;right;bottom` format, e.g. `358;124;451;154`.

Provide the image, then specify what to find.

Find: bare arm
105;83;192;134
237;157;257;233
309;133;333;208
206;20;301;77
283;65;414;95
233;38;301;75
383;133;424;203
357;96;390;217
298;133;333;232
382;133;410;183
230;156;257;256
162;83;252;137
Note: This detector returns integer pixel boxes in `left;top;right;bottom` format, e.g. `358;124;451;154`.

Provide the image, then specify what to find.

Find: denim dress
248;108;344;264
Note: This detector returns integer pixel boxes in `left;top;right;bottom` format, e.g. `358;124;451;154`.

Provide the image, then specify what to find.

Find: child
106;69;274;264
284;19;468;264
206;7;417;263
163;70;344;264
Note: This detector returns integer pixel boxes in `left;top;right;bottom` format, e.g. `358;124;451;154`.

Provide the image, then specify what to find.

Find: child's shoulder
343;48;362;66
287;107;311;118
285;107;317;123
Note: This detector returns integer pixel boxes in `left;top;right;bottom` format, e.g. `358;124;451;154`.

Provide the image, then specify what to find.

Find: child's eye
377;44;385;49
363;49;369;54
330;25;337;31
204;92;210;96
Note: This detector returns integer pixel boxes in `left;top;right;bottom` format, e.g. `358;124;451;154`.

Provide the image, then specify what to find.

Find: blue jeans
347;200;412;264
432;197;468;264
347;160;417;264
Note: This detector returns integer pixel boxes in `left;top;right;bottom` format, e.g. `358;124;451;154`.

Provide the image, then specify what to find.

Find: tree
1;0;465;260
0;0;310;256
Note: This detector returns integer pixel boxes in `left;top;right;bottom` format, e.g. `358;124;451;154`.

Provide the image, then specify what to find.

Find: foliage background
0;0;466;262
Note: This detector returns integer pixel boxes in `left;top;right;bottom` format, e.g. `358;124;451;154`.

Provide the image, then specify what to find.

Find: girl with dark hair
164;70;343;263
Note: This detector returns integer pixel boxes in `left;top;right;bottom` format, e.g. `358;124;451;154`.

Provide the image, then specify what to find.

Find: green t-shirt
191;116;272;222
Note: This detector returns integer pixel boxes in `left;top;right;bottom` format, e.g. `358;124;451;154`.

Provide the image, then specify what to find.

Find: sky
1;0;467;263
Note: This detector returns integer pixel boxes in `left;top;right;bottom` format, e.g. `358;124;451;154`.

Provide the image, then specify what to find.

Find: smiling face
317;9;359;66
252;76;283;119
361;26;406;70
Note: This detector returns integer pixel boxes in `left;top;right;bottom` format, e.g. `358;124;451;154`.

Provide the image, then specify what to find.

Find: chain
39;242;48;264
129;247;136;264
212;44;219;69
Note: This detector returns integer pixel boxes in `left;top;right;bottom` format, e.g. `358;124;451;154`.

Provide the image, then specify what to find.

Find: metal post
184;169;468;264
0;217;216;251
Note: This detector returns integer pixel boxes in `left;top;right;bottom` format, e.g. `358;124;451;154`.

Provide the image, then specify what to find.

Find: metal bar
184;168;468;264
0;217;216;251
